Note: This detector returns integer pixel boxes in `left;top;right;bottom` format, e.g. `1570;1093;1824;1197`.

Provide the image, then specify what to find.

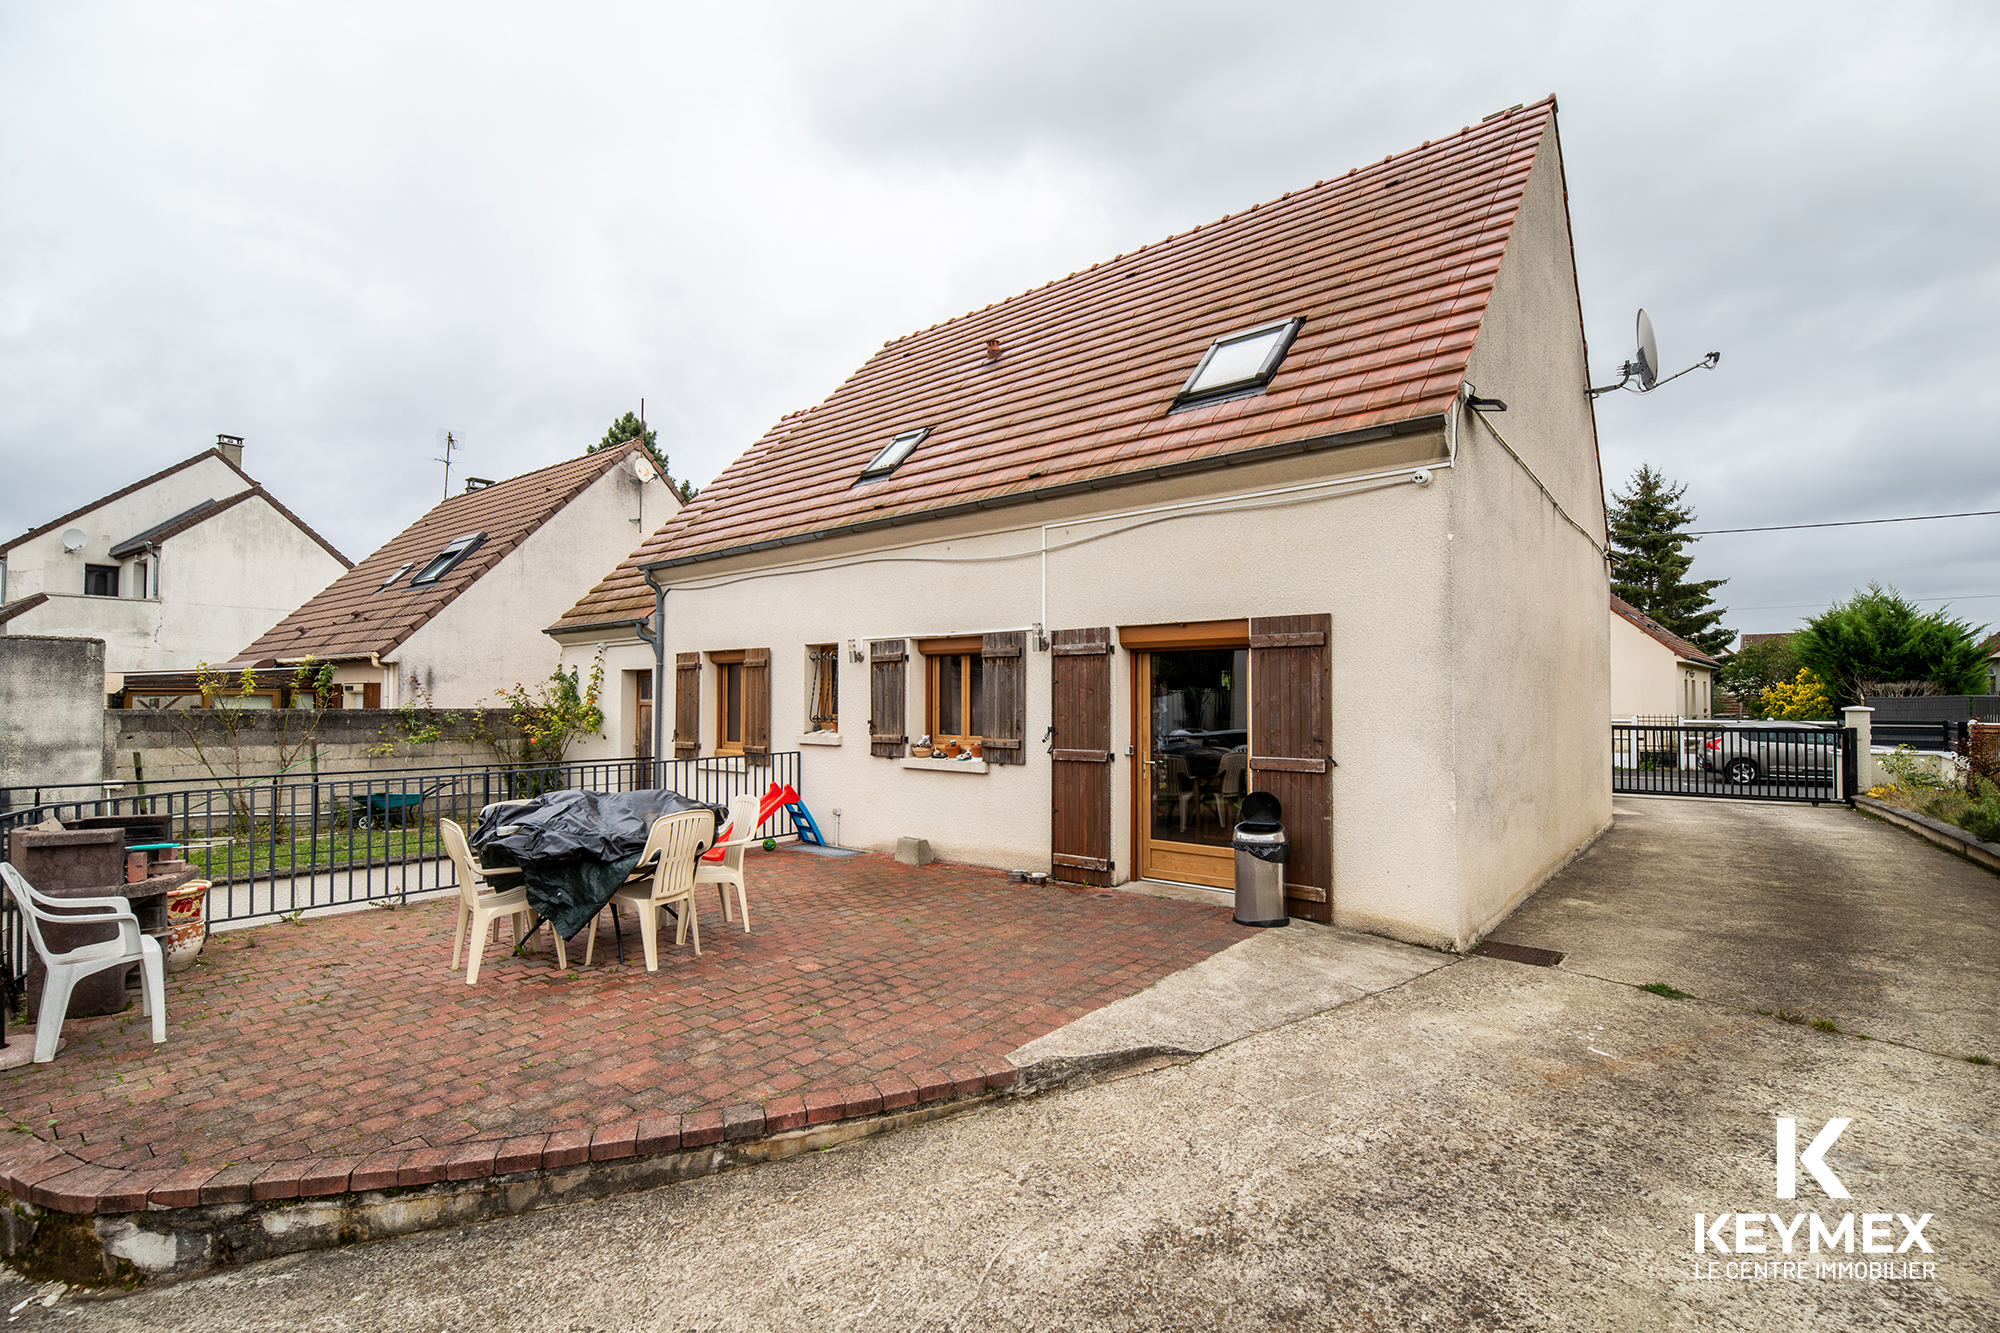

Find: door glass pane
724;664;743;744
1149;649;1247;850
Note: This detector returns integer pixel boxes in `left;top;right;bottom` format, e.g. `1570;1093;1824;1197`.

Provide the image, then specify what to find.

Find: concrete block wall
104;709;527;788
0;636;112;791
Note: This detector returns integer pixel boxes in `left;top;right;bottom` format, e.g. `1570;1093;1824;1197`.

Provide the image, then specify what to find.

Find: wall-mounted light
848;639;864;664
1032;623;1049;652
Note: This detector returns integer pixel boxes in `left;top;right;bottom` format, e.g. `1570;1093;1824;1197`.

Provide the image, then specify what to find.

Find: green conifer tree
588;410;671;480
1609;464;1733;656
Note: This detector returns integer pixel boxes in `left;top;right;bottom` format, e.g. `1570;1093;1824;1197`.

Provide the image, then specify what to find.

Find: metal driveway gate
1613;723;1856;805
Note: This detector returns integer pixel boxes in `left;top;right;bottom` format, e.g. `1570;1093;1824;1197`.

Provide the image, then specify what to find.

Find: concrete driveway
11;796;1996;1331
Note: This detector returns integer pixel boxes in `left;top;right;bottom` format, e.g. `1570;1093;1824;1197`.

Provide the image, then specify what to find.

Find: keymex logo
1686;1117;1938;1283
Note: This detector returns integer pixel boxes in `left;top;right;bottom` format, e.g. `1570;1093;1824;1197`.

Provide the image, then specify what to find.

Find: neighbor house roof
235;445;647;666
554;99;1566;632
1;447;350;567
1612;594;1718;668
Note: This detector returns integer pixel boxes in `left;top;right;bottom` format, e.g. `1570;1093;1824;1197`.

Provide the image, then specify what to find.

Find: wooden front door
1249;614;1332;923
1049;627;1113;887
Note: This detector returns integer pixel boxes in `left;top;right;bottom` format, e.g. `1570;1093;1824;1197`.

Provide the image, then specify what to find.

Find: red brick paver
0;849;1247;1196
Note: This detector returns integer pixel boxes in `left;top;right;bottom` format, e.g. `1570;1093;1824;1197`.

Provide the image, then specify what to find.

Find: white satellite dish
1587;308;1718;398
630;453;657;484
60;528;86;553
1635;309;1659;391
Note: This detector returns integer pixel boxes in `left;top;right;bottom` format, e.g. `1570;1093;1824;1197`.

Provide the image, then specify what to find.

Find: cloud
2;0;1995;636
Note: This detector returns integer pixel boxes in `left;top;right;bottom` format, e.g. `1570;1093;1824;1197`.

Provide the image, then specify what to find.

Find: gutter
639;414;1446;574
636;571;668;765
543;617;649;640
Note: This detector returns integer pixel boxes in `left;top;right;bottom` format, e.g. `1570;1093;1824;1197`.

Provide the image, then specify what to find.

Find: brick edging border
0;1057;1018;1218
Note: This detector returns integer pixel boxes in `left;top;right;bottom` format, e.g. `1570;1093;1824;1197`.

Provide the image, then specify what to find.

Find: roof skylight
858;428;929;480
377;562;415;591
408;532;486;586
1177;318;1303;406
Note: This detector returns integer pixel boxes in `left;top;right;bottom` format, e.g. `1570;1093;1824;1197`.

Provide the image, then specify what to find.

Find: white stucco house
1609;593;1718;720
217;443;677;711
0;436;351;677
549;100;1612;951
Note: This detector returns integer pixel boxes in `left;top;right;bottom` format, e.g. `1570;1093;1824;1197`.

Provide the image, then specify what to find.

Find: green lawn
186;821;448;880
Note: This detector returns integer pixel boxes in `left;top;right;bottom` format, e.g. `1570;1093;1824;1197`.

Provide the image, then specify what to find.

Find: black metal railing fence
0;753;802;927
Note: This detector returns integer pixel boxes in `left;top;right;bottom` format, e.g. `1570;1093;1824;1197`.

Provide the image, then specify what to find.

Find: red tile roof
556;101;1563;631
1;447;349;569
1612;593;1719;667
236;445;647;665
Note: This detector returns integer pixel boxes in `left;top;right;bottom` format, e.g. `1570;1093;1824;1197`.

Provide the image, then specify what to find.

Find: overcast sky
3;1;1995;638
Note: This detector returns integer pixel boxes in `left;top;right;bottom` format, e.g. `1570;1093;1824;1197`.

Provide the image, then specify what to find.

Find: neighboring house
218;443;676;711
549;100;1611;951
0;436;351;676
1610;594;1718;719
1982;633;2000;695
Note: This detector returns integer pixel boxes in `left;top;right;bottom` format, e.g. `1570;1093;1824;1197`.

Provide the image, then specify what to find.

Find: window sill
902;756;989;774
799;732;842;747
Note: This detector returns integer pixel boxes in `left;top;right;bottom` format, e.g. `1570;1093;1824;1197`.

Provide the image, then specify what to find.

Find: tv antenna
1589;308;1720;397
434;429;464;499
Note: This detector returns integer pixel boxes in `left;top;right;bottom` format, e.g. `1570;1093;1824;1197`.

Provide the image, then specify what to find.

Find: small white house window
1177;318;1303;406
858;428;929;480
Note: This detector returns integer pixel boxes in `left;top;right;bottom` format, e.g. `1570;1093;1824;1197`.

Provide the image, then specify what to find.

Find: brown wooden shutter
741;647;771;756
1249;613;1331;922
868;639;907;758
1050;627;1113;886
980;631;1027;766
673;652;700;759
361;683;380;710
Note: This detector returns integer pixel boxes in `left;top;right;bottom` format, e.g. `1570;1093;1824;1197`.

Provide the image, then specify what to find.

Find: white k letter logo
1776;1117;1852;1199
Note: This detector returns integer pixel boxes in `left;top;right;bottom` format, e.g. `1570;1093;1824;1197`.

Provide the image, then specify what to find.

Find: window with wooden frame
921;636;986;750
805;644;839;732
712;650;746;755
708;648;771;757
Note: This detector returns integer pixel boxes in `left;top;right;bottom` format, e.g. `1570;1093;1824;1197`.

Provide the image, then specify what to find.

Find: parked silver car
1701;721;1838;784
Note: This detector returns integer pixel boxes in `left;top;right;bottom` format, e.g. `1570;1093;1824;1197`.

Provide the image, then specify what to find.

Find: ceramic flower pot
165;880;209;972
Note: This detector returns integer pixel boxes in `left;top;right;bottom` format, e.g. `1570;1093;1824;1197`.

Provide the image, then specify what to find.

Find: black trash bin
1232;791;1289;927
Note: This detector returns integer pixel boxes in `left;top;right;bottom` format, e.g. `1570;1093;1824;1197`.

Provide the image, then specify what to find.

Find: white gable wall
1444;124;1614;947
392;467;676;708
2;454;248;602
2;457;349;672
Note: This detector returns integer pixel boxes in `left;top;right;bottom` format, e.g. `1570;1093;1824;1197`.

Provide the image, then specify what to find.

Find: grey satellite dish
1635;309;1659;391
60;528;86;553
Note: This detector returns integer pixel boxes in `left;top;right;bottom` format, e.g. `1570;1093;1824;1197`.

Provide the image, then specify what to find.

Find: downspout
638;568;668;770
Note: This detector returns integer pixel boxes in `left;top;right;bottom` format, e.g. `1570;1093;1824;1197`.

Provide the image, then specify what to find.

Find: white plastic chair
695;794;760;933
440;818;565;984
0;862;165;1064
593;809;713;971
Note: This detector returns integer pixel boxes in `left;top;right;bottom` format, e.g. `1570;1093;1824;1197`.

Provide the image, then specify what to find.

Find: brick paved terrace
0;848;1251;1196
